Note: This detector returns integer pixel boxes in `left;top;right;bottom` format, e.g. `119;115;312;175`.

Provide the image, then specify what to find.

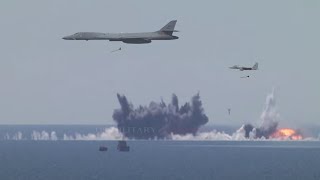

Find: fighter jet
229;63;258;71
62;20;179;44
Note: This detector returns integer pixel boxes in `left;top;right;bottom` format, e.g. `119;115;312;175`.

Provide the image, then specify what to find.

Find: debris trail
240;75;250;78
111;47;121;53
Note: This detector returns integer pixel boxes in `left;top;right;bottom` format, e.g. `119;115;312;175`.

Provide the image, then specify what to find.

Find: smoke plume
244;89;279;138
112;93;209;139
63;127;124;141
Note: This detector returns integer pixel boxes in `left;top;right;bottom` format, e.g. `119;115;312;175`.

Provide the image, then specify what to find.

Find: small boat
99;146;108;151
117;140;130;152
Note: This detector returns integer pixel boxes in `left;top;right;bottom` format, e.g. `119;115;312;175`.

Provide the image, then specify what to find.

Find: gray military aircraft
62;20;179;44
229;62;258;71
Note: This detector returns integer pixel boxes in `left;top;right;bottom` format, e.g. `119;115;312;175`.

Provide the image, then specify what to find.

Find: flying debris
63;20;179;44
112;93;209;139
230;63;258;71
240;76;250;78
111;47;121;53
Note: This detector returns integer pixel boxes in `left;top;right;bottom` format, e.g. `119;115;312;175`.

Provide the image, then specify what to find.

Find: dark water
1;140;320;180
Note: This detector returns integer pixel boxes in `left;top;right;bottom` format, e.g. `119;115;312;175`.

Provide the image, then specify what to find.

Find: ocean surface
1;125;320;180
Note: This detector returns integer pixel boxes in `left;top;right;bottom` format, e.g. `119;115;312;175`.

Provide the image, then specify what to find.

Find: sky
0;0;319;126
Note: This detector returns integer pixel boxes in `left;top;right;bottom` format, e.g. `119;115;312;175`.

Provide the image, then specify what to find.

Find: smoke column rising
244;89;279;138
112;93;209;139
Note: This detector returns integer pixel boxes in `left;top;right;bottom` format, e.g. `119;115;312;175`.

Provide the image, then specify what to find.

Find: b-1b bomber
63;20;179;44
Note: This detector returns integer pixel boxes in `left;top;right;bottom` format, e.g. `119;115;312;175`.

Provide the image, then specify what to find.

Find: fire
271;128;303;140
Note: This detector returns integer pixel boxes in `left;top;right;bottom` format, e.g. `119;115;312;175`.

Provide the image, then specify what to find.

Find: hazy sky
0;0;319;126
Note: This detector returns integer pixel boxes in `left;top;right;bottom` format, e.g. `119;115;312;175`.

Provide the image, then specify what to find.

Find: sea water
1;140;320;180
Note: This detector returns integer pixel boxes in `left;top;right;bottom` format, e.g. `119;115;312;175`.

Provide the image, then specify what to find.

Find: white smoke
51;131;58;141
1;127;124;141
169;89;283;141
4;133;10;140
241;89;280;139
2;132;24;140
63;127;124;141
260;88;280;129
31;131;56;141
12;132;23;140
0;127;317;141
170;126;247;141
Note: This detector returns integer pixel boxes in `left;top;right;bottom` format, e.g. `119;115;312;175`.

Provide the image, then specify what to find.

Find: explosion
243;89;279;139
113;93;209;139
271;128;303;140
242;89;304;140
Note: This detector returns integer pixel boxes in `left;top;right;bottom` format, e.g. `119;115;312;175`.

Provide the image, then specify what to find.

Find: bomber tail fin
252;62;259;70
158;20;177;35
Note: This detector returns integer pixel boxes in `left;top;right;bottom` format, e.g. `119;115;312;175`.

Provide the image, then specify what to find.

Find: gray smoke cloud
244;89;279;138
112;93;209;139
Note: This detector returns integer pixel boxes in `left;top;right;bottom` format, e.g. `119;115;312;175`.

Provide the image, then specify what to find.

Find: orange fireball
271;128;303;140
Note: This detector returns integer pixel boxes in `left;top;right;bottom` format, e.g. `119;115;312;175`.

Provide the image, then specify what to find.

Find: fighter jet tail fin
159;20;177;35
252;62;259;70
